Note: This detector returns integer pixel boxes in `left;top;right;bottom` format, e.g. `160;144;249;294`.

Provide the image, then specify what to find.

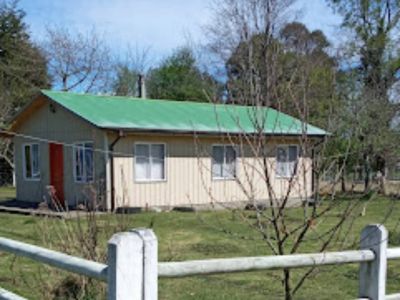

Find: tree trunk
283;269;292;300
376;156;386;195
341;168;346;193
339;158;346;193
378;173;386;195
363;153;370;193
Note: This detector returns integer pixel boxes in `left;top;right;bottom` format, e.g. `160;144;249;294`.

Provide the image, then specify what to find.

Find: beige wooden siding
13;97;313;209
13;99;107;206
111;134;312;208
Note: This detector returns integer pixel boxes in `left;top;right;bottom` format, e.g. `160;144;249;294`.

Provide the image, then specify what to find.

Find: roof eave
101;126;328;137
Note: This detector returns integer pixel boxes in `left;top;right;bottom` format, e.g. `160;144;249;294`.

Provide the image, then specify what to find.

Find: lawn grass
0;186;15;201
0;189;399;299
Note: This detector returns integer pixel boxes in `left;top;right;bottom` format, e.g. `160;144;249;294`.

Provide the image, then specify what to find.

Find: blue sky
19;0;342;61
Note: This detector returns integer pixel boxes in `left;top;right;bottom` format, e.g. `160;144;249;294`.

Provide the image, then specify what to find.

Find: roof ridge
40;89;282;111
39;89;328;135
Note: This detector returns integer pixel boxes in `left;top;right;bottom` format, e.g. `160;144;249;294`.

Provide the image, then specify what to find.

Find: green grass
0;186;15;202
0;189;400;299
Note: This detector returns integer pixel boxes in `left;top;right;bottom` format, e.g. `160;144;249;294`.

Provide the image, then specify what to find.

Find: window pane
212;146;224;178
136;144;149;158
223;146;236;178
288;161;296;177
136;144;150;180
150;145;165;180
276;147;287;177
151;144;164;160
288;146;298;176
84;143;94;181
288;146;298;162
277;147;287;162
75;146;83;181
31;144;40;178
136;156;150;179
24;145;32;178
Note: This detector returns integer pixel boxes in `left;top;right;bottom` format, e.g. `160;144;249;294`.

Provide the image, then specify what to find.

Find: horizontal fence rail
0;287;28;300
384;294;400;300
0;225;400;299
387;248;400;259
0;237;108;281
4;237;398;279
158;249;376;277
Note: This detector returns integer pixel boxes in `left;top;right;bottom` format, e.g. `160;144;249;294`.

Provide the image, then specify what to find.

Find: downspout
109;130;124;212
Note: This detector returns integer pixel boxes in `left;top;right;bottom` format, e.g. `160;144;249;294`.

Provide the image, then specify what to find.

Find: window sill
74;180;95;184
135;179;167;184
24;178;41;182
212;177;237;181
276;175;297;180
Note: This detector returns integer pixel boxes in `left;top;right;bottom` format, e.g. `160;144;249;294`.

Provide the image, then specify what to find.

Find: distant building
8;90;327;210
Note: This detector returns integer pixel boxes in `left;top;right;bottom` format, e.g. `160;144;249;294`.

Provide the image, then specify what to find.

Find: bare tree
198;1;393;299
43;27;112;93
123;44;153;75
112;44;153;97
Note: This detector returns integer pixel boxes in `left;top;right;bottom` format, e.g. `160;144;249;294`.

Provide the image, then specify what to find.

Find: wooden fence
0;225;399;300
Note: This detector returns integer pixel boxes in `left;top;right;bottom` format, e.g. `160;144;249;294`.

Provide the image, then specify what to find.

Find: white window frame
73;141;94;183
211;144;238;180
22;143;40;181
276;144;299;179
134;143;167;182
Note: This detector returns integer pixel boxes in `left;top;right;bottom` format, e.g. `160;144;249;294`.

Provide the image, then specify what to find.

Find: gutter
109;130;124;211
98;127;329;139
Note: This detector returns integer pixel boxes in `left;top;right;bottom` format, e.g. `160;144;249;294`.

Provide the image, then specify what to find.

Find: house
8;90;327;211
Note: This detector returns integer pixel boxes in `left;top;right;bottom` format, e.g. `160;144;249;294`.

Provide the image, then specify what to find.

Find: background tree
202;1;361;300
112;45;152;97
328;0;400;192
206;0;296;108
43;27;112;93
0;0;49;172
147;47;221;102
226;22;339;128
277;22;338;127
112;66;139;97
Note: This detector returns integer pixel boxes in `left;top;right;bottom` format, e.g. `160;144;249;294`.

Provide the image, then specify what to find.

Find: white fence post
107;228;158;300
131;228;158;300
359;224;388;300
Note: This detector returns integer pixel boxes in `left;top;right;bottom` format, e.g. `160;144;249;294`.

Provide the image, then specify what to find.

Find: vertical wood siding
13;97;313;209
14;99;106;206
112;134;312;208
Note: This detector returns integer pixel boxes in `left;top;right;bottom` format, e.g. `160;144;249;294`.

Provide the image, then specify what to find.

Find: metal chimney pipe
138;74;146;99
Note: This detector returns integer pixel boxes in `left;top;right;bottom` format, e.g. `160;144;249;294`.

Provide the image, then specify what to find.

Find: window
135;143;166;181
276;145;299;178
212;145;237;179
73;142;94;183
23;144;40;180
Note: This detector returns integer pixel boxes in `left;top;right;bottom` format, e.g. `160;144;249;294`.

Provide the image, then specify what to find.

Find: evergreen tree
0;0;49;119
0;0;49;169
328;0;400;191
147;47;220;102
226;22;338;128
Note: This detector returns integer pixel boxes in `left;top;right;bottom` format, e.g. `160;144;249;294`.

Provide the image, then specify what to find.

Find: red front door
49;143;64;206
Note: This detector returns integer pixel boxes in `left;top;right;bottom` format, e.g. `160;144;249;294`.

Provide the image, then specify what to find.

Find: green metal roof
41;90;327;136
